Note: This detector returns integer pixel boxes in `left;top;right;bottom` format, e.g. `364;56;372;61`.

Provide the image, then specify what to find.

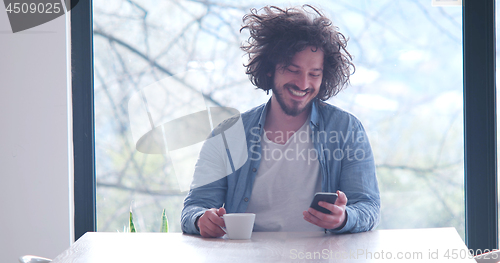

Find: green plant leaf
161;209;169;233
129;210;136;233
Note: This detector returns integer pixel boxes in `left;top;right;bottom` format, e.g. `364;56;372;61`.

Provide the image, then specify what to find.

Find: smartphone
309;192;338;214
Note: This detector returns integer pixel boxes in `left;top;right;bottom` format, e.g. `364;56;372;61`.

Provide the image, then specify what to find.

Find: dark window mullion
463;0;498;251
71;0;96;241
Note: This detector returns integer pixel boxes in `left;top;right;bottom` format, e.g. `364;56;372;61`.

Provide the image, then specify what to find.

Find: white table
52;228;476;262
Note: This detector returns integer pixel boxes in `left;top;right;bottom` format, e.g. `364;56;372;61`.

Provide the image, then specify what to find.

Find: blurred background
92;0;465;237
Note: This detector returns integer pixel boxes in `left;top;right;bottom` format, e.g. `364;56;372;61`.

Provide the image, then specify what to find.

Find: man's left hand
303;190;348;230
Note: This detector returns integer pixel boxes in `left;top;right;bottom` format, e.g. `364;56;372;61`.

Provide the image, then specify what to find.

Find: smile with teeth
288;88;307;97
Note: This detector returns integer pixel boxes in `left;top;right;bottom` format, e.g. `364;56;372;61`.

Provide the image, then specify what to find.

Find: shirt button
244;198;249;202
252;168;257;172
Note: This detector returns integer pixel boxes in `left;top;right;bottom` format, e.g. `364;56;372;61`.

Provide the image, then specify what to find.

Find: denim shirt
181;99;380;234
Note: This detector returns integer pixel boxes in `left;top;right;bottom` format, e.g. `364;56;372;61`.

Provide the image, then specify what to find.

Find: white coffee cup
222;213;255;240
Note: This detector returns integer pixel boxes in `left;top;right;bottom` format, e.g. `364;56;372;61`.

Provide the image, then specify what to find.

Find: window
73;0;497;250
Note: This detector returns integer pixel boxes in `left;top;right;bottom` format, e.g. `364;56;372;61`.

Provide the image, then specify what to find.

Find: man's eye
287;68;298;73
310;74;321;77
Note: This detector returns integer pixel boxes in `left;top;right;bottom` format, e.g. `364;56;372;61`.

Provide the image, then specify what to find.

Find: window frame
71;0;96;240
463;0;498;251
72;0;498;251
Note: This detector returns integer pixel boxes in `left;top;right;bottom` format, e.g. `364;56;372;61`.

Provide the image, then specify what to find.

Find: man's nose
296;73;309;90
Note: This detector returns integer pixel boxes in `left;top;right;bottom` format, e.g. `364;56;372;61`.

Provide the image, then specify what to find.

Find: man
181;5;380;237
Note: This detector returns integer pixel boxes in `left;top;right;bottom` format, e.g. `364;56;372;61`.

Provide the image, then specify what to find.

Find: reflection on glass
93;0;463;236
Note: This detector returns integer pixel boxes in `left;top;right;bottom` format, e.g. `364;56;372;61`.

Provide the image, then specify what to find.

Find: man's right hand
197;207;226;238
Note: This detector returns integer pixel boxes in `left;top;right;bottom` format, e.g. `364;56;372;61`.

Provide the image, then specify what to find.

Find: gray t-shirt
245;120;322;232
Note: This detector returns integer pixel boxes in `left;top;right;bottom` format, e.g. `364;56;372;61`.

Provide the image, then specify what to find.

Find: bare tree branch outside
93;0;464;237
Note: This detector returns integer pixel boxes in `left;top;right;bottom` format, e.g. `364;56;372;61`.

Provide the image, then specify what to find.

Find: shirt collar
257;98;271;130
310;99;320;129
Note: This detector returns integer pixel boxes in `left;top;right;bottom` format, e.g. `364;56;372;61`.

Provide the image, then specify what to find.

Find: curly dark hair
241;5;354;100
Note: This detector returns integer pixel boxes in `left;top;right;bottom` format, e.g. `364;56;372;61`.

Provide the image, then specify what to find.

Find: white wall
0;6;72;262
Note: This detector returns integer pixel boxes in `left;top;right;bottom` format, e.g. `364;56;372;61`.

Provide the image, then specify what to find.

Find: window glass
93;0;464;236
